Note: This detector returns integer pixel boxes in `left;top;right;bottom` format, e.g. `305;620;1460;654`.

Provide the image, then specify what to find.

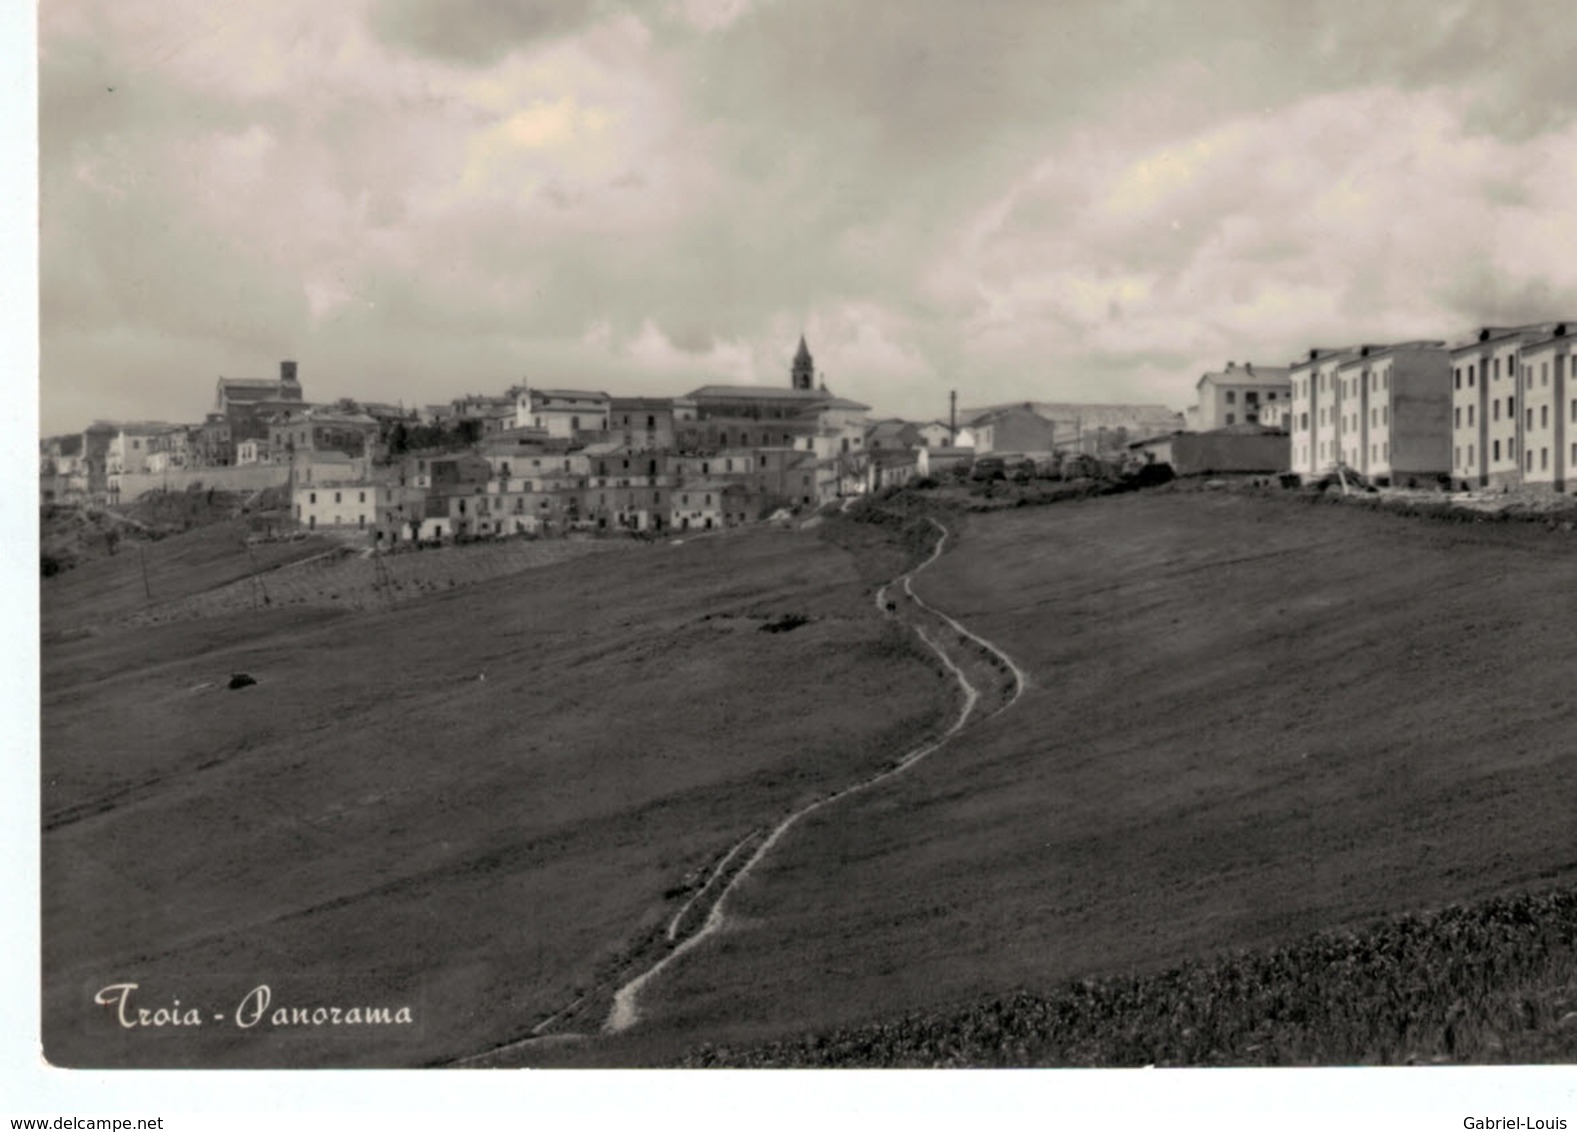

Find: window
1225;390;1236;404
1454;368;1461;389
1454;446;1460;468
1454;407;1461;428
310;492;317;504
1542;405;1549;429
1509;395;1515;415
335;491;342;503
1541;447;1549;470
1226;413;1235;425
1469;444;1475;465
1527;450;1534;472
1493;358;1500;379
1494;440;1501;461
359;491;366;503
1494;400;1500;421
1382;407;1388;426
1542;362;1550;386
1470;364;1476;385
1469;405;1475;426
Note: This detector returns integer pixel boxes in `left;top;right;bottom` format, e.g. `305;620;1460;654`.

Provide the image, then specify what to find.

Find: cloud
36;0;1577;435
367;0;603;66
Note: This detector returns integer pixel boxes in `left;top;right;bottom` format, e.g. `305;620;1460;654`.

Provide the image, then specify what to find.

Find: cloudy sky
37;0;1577;435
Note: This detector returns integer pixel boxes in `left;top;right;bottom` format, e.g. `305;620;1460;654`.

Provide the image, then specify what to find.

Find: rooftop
531;388;610;401
1335;341;1447;367
1451;321;1577;353
688;385;831;401
1196;363;1292;389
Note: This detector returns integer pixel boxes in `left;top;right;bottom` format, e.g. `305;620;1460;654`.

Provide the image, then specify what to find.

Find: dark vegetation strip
677;886;1577;1067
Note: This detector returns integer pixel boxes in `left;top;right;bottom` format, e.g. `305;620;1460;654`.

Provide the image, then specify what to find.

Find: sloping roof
1451;321;1575;354
218;378;282;389
531;388;610;401
687;385;830;401
1289;345;1365;368
1196;364;1293;389
823;396;871;411
1518;324;1577;353
1335;341;1446;367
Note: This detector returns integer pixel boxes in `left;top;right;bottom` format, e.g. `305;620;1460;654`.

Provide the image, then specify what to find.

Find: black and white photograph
17;0;1577;1122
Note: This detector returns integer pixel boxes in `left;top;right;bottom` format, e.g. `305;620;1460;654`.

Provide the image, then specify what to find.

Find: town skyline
40;2;1577;435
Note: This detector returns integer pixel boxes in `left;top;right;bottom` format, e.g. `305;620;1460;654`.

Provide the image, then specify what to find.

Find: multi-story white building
1516;325;1575;493
1289;342;1451;483
1288;346;1360;479
1449;322;1573;490
1331;341;1451;485
294;481;383;532
1193;361;1292;430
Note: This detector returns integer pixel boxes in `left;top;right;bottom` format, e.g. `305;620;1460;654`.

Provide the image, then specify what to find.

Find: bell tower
791;335;814;391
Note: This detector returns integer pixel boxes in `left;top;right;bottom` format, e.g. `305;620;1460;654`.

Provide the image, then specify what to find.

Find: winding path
453;510;1028;1064
604;514;1027;1034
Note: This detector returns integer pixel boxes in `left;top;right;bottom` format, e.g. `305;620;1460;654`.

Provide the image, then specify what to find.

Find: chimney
281;360;298;384
1245;361;1254;374
1226;360;1236;370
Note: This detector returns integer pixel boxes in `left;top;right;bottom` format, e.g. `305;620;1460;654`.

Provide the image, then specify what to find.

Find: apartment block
1517;326;1576;492
1288;346;1359;479
1450;322;1575;490
1338;342;1451;484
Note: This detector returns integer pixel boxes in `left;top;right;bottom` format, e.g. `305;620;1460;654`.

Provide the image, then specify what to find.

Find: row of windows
1222;390;1278;404
1459;442;1577;472
306;490;368;504
1299;370;1392;400
1456;354;1570;391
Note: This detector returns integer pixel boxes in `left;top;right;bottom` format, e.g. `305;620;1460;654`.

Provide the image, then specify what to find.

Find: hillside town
39;319;1577;545
36;337;1183;543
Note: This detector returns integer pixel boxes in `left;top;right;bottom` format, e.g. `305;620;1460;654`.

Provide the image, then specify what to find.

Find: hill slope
568;491;1577;1064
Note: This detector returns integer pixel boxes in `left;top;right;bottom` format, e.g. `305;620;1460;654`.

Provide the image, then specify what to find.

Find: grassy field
540;489;1576;1066
679;885;1577;1066
41;518;950;1067
42;489;1577;1068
